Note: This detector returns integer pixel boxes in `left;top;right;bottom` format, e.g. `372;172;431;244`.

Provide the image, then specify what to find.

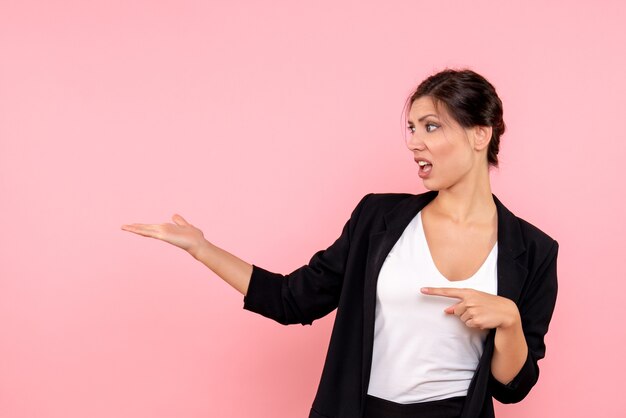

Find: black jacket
243;190;559;418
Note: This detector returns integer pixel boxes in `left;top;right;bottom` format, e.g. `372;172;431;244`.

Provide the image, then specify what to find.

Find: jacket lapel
492;193;528;302
361;191;529;401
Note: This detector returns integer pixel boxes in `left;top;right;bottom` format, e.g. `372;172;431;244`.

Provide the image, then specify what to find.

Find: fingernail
421;287;429;293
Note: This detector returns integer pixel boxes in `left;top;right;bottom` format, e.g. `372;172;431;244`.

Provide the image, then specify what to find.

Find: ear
471;125;492;151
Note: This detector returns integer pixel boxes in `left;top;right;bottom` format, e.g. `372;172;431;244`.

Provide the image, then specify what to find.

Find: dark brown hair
403;68;506;168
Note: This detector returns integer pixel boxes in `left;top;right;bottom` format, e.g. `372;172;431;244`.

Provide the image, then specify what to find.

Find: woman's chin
421;179;440;191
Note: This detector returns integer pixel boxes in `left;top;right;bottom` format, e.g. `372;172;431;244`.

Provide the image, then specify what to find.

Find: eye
407;125;416;134
425;123;439;133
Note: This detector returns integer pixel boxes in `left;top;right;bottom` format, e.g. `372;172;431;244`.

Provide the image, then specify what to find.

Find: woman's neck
427;167;496;224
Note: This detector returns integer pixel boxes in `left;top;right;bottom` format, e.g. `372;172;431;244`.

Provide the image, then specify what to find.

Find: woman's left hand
420;287;521;330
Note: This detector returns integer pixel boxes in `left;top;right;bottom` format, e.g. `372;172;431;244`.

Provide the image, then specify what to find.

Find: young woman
121;68;559;418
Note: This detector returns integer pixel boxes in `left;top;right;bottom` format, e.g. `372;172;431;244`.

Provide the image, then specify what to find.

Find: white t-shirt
366;210;498;403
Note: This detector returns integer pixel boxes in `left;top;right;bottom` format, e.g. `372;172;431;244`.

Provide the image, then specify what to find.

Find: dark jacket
242;190;559;418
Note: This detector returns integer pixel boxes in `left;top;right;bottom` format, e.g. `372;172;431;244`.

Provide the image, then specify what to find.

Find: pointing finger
420;287;467;299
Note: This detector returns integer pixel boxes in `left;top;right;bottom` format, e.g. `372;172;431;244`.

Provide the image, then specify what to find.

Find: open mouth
417;160;433;173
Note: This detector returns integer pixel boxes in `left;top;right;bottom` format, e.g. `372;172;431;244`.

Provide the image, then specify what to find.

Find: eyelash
407;123;439;134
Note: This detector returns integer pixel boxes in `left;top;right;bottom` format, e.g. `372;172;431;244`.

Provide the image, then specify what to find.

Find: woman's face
406;96;489;191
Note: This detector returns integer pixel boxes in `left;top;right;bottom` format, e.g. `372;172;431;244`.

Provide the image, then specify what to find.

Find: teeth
418;161;431;166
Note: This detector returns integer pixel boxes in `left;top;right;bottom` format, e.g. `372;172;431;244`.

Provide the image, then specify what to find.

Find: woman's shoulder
515;216;557;244
493;193;558;244
500;201;559;267
513;215;559;270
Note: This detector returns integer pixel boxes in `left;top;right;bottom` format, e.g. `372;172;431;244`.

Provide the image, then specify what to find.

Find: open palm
121;214;206;255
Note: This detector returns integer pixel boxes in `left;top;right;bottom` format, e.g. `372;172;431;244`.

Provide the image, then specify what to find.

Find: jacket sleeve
489;239;559;403
242;193;373;326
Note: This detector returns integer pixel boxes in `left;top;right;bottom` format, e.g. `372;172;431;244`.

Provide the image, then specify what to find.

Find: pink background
1;1;625;417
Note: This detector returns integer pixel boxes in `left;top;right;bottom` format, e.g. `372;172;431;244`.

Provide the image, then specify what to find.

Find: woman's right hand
121;214;208;257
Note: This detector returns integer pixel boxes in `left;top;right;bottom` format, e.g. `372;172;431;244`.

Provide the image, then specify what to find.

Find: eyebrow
408;114;439;124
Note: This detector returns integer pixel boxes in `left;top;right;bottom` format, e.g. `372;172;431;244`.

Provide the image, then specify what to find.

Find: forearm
190;239;253;296
491;317;528;385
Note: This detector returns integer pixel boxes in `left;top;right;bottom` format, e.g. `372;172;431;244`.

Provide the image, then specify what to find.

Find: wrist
189;239;213;260
499;302;522;330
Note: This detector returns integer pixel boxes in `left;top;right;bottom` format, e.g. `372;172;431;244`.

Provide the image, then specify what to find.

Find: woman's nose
406;132;425;151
